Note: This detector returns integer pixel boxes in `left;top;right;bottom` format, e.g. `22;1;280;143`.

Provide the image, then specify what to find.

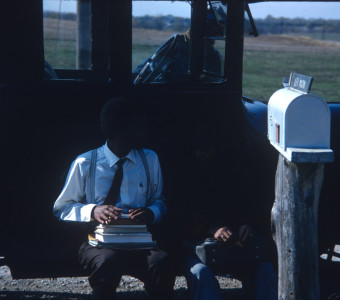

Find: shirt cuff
82;203;97;222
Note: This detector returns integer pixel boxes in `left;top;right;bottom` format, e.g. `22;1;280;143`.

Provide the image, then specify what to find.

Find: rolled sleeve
53;157;92;222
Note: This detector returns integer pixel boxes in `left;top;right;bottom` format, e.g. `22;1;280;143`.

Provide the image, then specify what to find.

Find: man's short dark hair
100;96;143;139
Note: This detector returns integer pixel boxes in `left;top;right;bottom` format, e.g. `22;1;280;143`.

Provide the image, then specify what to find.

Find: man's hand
129;207;154;224
214;227;234;243
93;205;123;224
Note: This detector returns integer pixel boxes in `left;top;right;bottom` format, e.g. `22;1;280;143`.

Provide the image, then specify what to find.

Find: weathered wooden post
272;156;324;299
268;73;334;300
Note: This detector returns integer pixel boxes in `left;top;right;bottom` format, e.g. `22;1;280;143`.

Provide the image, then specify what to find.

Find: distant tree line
43;11;77;21
132;15;190;32
133;15;340;36
43;11;340;37
254;15;340;36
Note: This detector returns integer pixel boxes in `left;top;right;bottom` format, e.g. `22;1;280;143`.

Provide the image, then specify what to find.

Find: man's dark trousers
79;242;175;300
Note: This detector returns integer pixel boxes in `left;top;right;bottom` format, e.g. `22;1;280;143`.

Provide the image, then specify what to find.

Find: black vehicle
0;0;339;292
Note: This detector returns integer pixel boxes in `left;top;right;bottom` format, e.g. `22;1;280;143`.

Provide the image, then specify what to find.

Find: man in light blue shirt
53;141;166;224
53;97;174;300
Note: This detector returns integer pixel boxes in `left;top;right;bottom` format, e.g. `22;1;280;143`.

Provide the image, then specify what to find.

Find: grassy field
132;45;159;71
43;18;340;102
45;39;77;69
44;18;77;69
243;50;340;102
131;35;340;102
287;32;340;42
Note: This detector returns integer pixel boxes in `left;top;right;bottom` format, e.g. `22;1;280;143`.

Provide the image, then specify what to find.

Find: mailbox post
268;73;333;300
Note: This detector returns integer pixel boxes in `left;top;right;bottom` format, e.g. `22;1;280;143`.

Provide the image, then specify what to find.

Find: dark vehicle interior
0;0;339;295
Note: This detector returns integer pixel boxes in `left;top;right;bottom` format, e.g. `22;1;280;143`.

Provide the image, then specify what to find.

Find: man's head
100;97;148;151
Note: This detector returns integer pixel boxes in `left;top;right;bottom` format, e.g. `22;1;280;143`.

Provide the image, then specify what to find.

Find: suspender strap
89;149;97;202
138;149;150;201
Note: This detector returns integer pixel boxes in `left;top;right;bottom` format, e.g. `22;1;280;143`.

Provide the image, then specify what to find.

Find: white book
95;232;153;244
95;224;148;234
119;213;131;219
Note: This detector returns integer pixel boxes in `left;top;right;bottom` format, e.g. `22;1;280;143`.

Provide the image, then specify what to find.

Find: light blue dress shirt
53;143;167;224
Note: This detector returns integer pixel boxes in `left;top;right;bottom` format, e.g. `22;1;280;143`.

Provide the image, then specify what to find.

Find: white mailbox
268;87;333;162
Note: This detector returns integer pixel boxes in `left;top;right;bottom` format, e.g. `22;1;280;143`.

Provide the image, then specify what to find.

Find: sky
43;0;340;20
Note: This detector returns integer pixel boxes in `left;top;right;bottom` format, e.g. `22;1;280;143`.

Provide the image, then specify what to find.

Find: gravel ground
0;266;243;299
2;265;340;299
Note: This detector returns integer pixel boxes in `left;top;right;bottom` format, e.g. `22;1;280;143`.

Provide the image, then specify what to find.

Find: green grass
44;39;77;69
44;42;160;71
243;50;340;102
132;45;159;71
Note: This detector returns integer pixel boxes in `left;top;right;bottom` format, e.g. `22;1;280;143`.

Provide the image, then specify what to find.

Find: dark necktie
104;158;127;205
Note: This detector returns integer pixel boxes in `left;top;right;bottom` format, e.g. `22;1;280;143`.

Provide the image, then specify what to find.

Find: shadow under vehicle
0;0;339;296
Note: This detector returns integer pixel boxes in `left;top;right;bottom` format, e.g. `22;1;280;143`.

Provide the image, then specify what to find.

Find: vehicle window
43;0;91;70
206;1;226;76
132;0;226;84
243;2;340;102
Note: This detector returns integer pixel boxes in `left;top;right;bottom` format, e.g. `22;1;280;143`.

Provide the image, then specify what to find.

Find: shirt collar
104;141;137;167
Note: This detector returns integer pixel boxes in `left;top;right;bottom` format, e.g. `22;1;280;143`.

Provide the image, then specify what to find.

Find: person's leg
234;262;278;300
183;256;222;300
253;262;278;300
132;248;175;300
78;242;125;300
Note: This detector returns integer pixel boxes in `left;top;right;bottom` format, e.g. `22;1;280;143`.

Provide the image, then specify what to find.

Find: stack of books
88;214;156;250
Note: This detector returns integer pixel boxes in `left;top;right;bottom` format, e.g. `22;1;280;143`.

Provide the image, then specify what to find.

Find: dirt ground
132;27;340;54
0;266;243;299
244;34;340;53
